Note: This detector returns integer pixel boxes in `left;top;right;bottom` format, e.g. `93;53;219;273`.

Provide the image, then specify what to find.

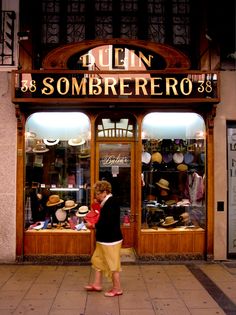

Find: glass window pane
141;112;206;231
24;112;91;231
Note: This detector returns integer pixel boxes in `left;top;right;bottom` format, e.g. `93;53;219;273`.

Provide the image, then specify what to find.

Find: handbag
84;209;100;225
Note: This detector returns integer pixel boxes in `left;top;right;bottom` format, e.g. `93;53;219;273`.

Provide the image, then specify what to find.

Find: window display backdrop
24;112;91;231
141;113;206;230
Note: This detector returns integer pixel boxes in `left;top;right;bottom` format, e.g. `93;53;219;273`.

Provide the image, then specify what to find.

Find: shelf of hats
142;134;206;237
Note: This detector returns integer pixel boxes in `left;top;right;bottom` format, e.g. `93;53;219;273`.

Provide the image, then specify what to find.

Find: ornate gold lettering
57;77;70;95
138;52;153;67
120;78;132;95
150;77;163;95
166;77;178;95
104;77;118;95
89;77;102;95
80;53;95;67
114;48;124;67
180;78;192;95
41;77;54;95
135;78;148;95
72;77;87;95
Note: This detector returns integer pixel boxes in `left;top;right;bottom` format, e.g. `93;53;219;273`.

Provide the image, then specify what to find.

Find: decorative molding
42;38;191;70
15;105;25;135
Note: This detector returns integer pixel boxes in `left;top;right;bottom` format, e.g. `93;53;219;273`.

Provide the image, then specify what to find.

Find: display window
141;112;206;231
24;112;91;231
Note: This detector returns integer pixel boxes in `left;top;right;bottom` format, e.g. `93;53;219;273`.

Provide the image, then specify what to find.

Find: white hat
33;141;49;153
173;152;184;164
62;200;78;210
76;206;89;217
68;137;85;146
142;151;151;164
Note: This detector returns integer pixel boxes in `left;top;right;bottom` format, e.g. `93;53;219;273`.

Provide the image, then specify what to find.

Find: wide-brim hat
173;152;184;164
184;152;194;164
76;205;89;217
177;163;188;172
32;143;49;153
68;137;85;146
46;195;64;207
55;208;67;222
43;139;60;146
78;148;90;159
161;216;178;226
142;151;151;164
156;178;170;190
63;200;78;210
151;152;162;164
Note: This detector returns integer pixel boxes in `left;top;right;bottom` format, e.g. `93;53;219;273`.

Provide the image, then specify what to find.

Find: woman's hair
94;180;112;194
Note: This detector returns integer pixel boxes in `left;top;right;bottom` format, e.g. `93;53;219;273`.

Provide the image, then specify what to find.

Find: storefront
12;39;220;261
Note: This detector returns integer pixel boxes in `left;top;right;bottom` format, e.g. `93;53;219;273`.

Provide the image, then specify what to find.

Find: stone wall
0;72;17;262
214;71;236;260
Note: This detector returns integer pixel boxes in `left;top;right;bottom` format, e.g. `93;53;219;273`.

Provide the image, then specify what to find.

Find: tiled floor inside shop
0;256;236;315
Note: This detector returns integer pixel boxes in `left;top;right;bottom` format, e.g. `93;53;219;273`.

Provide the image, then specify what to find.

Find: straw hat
78;148;90;159
161;216;178;227
33;141;49;153
76;206;89;217
156;178;170;190
68;137;85;146
55;208;67;222
177;163;188;172
46;195;64;207
151;152;162;164
62;200;78;210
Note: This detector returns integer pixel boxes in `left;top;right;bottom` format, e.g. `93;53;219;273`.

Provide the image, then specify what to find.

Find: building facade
0;0;235;262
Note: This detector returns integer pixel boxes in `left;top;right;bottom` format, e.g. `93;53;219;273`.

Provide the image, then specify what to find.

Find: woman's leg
93;269;103;288
112;271;122;291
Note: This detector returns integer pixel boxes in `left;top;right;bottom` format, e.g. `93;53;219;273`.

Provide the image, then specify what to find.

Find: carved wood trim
15;105;25;135
42;38;191;70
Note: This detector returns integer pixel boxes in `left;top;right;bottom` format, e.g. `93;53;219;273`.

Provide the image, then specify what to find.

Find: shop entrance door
97;142;135;247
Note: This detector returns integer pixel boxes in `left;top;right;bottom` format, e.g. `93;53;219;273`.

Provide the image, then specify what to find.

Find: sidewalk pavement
0;260;236;315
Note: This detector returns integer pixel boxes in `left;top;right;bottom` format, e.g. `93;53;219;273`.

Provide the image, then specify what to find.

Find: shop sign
13;71;219;102
100;153;131;167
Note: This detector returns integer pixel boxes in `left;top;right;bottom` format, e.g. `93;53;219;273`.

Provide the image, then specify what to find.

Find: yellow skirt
91;241;122;279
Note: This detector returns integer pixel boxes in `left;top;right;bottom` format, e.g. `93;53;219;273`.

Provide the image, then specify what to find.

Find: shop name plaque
13;72;219;103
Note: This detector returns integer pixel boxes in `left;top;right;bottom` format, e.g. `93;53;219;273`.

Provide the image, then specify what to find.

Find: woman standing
85;180;123;297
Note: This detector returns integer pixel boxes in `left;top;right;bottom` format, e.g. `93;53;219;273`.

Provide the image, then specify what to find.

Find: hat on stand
63;200;78;210
156;178;170;190
76;206;89;217
46;195;64;207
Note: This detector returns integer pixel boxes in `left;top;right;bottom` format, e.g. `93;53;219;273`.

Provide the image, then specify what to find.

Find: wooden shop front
13;39;219;262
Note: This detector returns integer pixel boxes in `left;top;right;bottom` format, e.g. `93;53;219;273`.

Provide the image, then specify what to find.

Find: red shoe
104;289;123;297
84;284;102;292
